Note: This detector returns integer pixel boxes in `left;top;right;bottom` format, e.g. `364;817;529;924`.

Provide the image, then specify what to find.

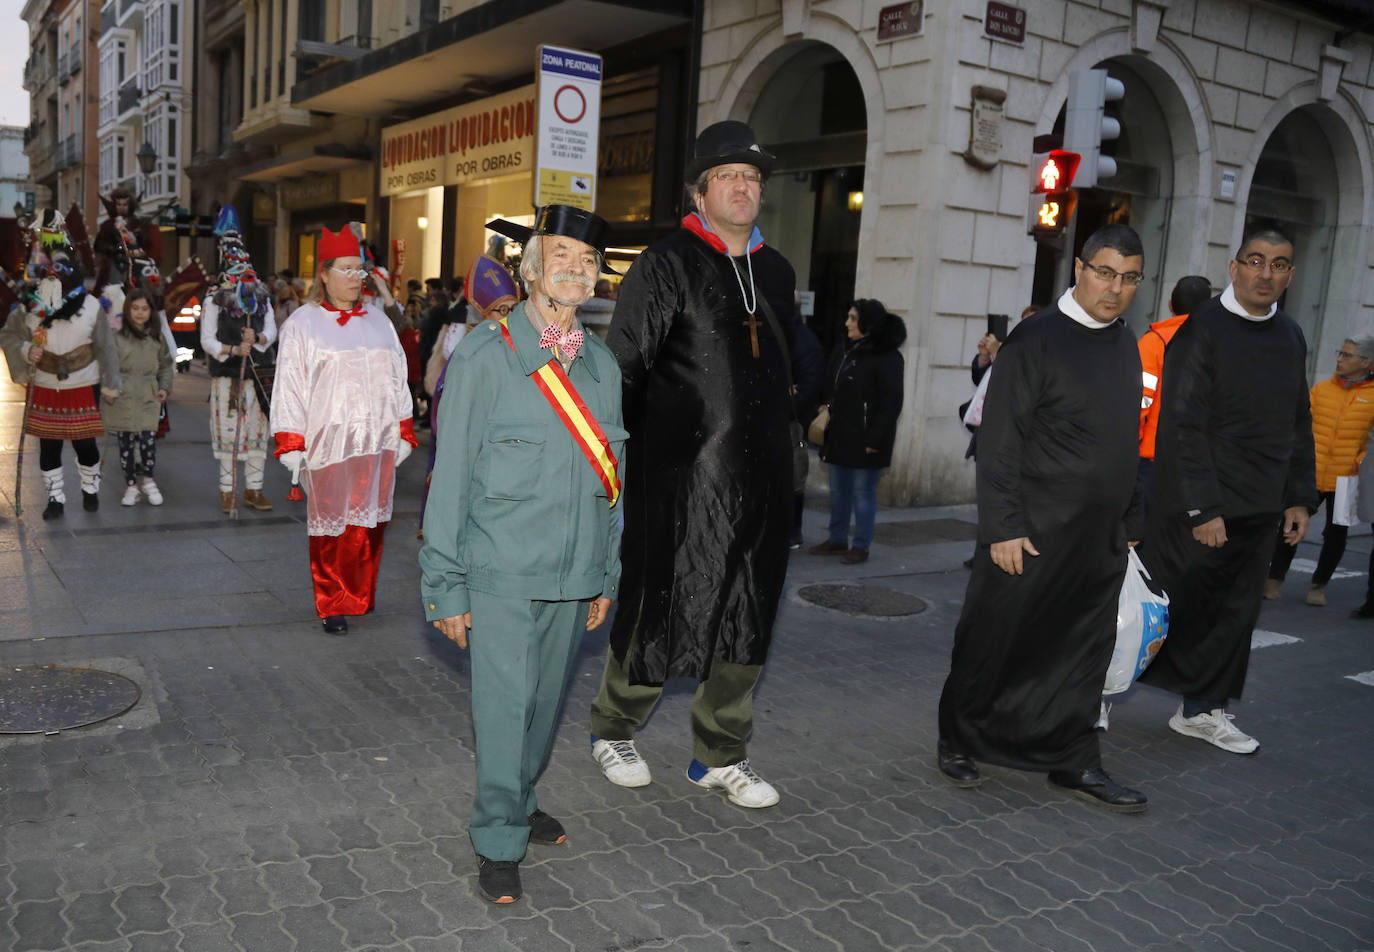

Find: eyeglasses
1337;350;1366;360
710;169;762;184
1236;255;1293;274
1081;262;1145;286
328;266;369;279
490;303;515;317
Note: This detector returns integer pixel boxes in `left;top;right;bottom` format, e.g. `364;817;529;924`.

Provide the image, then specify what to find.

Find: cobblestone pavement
1;371;1371;951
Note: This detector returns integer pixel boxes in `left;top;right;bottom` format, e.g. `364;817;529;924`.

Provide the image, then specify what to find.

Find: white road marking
1286;557;1363;580
1251;629;1301;648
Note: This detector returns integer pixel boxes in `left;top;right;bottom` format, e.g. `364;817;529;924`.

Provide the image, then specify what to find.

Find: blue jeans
827;465;882;550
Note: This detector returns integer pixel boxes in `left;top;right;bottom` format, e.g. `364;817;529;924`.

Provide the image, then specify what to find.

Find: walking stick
227;344;249;520
13;327;47;517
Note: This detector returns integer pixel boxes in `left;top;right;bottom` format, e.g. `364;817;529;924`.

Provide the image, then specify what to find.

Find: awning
237;145;373;183
291;0;692;119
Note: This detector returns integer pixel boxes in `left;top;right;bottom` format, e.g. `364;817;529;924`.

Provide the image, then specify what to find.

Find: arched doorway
1032;57;1177;332
1245;108;1338;377
746;43;868;353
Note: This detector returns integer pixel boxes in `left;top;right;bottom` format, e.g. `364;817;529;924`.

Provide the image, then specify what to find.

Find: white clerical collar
1057;287;1117;330
1220;284;1276;322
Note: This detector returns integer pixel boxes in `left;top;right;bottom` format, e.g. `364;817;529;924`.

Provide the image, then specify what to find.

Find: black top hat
684;120;775;183
484;204;618;274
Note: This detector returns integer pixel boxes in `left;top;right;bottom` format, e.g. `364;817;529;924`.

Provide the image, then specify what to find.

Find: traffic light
1063;68;1124;188
1028;149;1079;239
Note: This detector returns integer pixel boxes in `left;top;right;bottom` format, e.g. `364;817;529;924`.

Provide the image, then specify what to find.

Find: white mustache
550;270;594;290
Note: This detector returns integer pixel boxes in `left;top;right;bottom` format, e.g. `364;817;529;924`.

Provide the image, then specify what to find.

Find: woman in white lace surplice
270;225;418;633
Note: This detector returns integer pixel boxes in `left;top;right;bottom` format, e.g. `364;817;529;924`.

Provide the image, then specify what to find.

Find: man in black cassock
937;224;1148;813
587;121;795;810
1136;227;1314;754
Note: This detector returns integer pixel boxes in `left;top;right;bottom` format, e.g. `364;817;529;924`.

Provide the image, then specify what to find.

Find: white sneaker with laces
591;737;652;787
1168;705;1259;754
121;484;140;506
140;477;163;505
687;758;780;808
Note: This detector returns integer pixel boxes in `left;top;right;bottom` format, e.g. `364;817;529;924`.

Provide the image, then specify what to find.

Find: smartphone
987;313;1009;341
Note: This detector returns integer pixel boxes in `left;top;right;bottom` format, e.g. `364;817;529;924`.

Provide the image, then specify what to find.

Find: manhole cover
797;584;928;617
0;665;141;734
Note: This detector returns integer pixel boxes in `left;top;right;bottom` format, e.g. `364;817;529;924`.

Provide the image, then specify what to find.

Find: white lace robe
270;302;413;536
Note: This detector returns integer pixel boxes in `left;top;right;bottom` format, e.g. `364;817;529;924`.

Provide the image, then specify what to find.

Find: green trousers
589;648;762;767
468;590;585;861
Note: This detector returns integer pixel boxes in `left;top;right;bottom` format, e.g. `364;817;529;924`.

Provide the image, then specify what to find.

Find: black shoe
42;499;64;520
322;615;348;634
1047;767;1148;813
1352;602;1374;619
528;810;567;845
937;739;982;788
82;491;99;511
477;856;521;903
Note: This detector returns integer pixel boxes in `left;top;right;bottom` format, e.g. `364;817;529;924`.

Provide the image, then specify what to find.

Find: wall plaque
877;1;924;42
964;85;1006;170
985;1;1026;43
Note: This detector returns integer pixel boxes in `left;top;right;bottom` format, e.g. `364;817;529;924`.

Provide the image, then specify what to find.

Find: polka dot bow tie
538;323;584;361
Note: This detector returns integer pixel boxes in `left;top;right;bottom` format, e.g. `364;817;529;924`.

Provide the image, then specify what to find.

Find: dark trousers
589;650;762;767
1268;491;1343;586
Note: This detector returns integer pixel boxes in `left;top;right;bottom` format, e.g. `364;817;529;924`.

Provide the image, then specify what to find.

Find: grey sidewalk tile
126;934;180;952
1061;893;1170;947
304;855;366;902
1307;882;1374;935
9;859;63;903
903;883;993;939
807;903;897;948
61;891;125;949
389;843;455;890
1005;912;1098;952
9;897;67;952
346;847;412;894
328;893;400;948
1213;914;1307;952
374;888;447;939
277;902;347;950
1258;902;1368;950
964;921;1055;951
749;915;847;952
210;867;274;919
227;910;290;950
1097;885;1197;942
173;919;240;951
501;913;577;951
257;860;322;908
1150;870;1246;929
939;870;1036;921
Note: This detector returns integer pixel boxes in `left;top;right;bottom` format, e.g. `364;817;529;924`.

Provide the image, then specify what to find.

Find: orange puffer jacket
1311;374;1374;491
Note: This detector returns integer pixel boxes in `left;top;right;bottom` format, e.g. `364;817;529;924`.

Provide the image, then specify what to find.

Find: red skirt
26;385;104;441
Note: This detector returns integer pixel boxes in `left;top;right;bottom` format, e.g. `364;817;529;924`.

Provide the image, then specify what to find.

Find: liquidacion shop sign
380;85;537;197
535;45;603;211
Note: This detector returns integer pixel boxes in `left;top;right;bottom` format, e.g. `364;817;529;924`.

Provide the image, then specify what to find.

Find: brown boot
220;491;234;514
243;489;273;511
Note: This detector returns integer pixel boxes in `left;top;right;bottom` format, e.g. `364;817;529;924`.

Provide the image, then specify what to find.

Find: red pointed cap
318;226;361;263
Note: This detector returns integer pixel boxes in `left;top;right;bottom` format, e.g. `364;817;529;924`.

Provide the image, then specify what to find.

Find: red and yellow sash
499;318;620;506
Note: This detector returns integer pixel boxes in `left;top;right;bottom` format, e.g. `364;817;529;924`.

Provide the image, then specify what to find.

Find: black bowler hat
684;120;775;183
484;204;618;274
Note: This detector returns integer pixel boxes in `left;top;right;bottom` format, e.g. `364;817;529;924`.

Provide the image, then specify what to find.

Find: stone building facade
698;0;1374;504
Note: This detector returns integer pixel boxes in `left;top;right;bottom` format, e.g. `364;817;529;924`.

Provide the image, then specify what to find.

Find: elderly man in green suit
419;206;626;906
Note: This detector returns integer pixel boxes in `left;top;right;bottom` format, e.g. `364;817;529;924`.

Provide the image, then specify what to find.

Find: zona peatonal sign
534;45;602;211
379;84;537;197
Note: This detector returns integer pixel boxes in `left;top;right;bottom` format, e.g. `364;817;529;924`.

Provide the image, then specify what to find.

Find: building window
299;0;324;42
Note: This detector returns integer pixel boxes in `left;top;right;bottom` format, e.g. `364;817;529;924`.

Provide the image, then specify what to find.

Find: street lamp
136;142;158;175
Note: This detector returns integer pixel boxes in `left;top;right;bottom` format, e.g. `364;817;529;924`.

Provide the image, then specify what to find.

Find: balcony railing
57;52;70;85
101;3;116;34
118;77;140;114
54;135;79;172
69;43;81;76
23;56;53;90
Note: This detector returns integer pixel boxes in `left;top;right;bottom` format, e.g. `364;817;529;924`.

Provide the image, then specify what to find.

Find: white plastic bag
1333;475;1357;527
963;368;991;427
1104;548;1170;696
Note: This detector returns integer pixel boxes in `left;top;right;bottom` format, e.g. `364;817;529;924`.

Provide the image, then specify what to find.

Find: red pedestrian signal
1032;150;1081;194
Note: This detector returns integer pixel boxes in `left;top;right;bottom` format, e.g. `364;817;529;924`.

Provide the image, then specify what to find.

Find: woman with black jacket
809;299;906;564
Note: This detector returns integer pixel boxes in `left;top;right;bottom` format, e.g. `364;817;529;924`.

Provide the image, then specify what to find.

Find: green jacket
419;304;626;620
103;331;173;433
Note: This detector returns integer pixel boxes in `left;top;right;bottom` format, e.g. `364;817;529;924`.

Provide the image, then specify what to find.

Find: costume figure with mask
93;187;163;293
200;206;277;514
0;209;119;517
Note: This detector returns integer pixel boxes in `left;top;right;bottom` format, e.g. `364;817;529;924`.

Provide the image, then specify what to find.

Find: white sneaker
591;737;652;787
1168;705;1259;754
139;477;163;505
687;758;780;808
120;484;140;507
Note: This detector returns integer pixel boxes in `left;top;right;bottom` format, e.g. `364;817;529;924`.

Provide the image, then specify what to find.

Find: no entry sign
535;45;603;211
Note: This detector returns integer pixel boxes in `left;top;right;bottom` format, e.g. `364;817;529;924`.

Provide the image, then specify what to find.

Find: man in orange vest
1264;333;1374;605
1137;275;1212;517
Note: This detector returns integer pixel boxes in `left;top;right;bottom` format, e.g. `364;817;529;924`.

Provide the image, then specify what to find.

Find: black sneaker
322;615;348;634
42;499;64;520
82;491;99;511
528;810;567;845
477;856;521;903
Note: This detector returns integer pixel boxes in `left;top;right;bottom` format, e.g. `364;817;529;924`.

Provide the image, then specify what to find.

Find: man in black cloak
1136;227;1314;754
937;224;1148;813
588;120;795;809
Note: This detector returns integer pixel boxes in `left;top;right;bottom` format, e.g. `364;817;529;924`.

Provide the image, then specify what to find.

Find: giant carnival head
27;208;87;315
212;205;266;315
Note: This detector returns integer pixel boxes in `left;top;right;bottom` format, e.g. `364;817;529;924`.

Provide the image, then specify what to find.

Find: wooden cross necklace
727;250;761;357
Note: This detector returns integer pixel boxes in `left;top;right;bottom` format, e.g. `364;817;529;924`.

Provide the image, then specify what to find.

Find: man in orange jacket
1138;275;1212;517
1265;333;1374;605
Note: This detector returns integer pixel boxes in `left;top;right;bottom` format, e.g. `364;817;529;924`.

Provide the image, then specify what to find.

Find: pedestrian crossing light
1064;68;1125;188
1028;149;1080;239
